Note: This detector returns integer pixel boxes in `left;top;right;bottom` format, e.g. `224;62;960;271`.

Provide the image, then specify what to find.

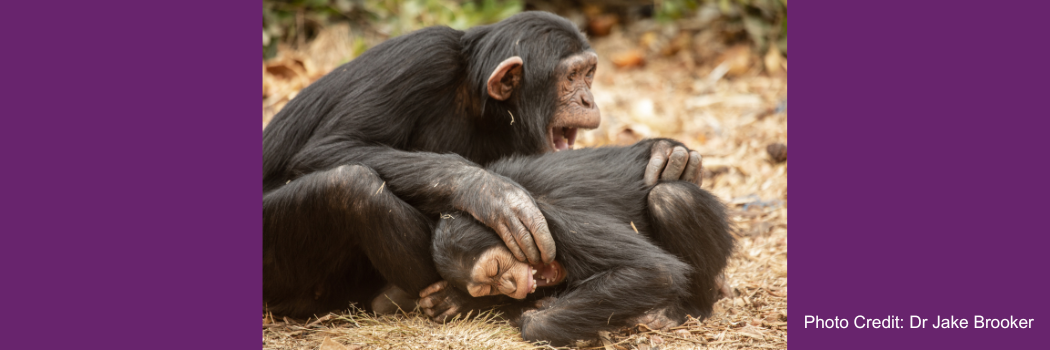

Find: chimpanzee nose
580;91;594;108
501;278;517;294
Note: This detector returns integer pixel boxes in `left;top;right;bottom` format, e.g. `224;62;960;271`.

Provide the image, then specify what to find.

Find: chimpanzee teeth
532;268;537;275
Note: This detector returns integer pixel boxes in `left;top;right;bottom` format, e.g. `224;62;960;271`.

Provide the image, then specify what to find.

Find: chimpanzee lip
531;260;566;289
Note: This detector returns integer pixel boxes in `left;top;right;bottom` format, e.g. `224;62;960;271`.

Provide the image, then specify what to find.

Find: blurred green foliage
362;0;522;35
654;0;700;21
262;0;786;59
263;0;521;58
655;0;785;22
656;0;786;54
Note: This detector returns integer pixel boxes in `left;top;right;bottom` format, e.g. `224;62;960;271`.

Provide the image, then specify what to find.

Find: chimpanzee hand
645;140;703;187
452;168;555;265
419;281;501;322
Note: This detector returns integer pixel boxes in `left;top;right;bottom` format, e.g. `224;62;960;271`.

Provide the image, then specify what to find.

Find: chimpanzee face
547;51;600;152
463;245;567;299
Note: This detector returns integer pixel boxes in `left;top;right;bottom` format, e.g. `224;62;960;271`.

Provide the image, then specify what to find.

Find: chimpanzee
426;139;734;346
262;11;704;319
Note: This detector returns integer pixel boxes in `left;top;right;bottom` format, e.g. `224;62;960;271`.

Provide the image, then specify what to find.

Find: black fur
262;12;593;318
433;139;735;346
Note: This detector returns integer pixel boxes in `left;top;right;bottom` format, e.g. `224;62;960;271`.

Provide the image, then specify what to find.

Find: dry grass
264;309;535;350
263;23;787;350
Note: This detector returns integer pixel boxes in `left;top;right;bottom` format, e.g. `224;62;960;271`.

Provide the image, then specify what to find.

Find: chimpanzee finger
420;295;451;319
419;297;435;310
429;305;451;319
518;209;555;265
695;152;703;187
644;141;672;186
508;216;541;265
682;151;702;185
495;222;529;264
420;297;443;318
661;146;689;181
436;305;460;323
419;280;448;298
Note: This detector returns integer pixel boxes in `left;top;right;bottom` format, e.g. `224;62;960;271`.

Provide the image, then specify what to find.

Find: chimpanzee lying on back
426;139;734;346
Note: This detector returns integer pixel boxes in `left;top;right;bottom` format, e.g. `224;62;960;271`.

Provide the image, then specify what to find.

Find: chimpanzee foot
418;281;469;322
419;280;507;322
370;284;417;315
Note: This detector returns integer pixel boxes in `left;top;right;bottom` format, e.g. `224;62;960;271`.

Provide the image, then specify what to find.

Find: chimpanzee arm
488;138;701;195
518;229;691;346
286;136;555;266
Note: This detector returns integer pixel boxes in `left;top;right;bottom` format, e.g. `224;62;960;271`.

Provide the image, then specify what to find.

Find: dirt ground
263;23;787;350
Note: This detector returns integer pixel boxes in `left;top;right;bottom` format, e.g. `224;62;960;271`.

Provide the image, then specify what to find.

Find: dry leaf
639;31;658;50
611;49;645;68
764;45;784;74
598;331;616;350
719;45;754;77
588;14;618;37
767;143;787;162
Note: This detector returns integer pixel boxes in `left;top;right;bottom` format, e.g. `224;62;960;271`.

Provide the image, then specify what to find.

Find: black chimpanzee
425;139;734;346
262;12;704;319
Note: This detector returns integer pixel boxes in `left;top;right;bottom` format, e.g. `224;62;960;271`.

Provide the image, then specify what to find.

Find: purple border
1;1;260;348
791;1;1050;348
2;1;1047;349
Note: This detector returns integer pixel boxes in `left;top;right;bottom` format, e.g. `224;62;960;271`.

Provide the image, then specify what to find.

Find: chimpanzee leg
519;231;691;346
263;164;440;318
646;181;734;321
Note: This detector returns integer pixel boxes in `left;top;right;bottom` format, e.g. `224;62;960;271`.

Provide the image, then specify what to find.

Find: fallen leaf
764;45;784;74
588;14;618;37
598;331;616;350
718;45;754;77
767;143;787;162
611;49;645;68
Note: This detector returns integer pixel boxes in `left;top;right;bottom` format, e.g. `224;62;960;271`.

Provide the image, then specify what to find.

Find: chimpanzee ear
486;56;523;101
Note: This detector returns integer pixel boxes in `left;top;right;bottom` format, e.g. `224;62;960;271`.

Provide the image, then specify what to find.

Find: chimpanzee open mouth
549;126;578;151
528;260;566;293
